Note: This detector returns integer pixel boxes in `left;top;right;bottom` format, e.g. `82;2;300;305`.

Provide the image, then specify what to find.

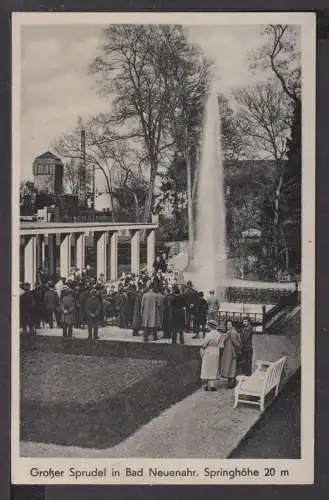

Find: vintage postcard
11;12;315;485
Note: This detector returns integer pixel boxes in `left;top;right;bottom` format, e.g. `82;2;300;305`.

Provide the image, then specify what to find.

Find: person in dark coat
60;288;75;337
95;281;107;326
220;320;241;388
171;286;185;344
114;284;128;329
20;282;36;335
132;284;144;336
238;317;253;376
84;288;102;340
162;287;172;339
196;291;209;338
182;281;200;333
73;285;82;328
33;283;47;329
43;284;59;329
79;286;90;328
125;284;137;329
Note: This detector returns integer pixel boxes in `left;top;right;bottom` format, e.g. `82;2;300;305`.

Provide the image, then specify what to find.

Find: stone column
95;231;107;279
35;235;46;272
110;231;118;281
24;235;37;286
60;233;71;279
36;235;42;273
76;233;85;272
41;237;46;269
48;234;57;278
131;229;140;275
147;229;155;274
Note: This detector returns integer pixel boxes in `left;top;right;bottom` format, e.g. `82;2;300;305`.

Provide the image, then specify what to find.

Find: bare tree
249;24;301;272
250;25;301;102
53;114;148;221
234;80;292;161
234;79;294;266
218;94;255;162
89;24;211;227
63;158;93;197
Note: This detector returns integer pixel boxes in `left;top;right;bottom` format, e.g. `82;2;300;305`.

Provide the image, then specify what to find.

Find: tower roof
34;151;62;163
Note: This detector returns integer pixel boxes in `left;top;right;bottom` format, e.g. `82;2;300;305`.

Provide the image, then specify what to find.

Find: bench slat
234;356;287;411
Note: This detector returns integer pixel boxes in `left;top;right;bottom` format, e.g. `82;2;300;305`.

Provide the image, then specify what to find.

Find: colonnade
20;223;157;286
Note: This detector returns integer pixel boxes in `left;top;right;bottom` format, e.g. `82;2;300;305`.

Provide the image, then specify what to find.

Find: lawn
20;349;201;450
21;352;166;403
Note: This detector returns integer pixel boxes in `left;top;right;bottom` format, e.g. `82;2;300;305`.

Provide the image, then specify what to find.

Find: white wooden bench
234;356;287;411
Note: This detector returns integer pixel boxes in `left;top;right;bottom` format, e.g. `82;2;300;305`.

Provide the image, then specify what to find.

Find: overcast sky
19;23;279;182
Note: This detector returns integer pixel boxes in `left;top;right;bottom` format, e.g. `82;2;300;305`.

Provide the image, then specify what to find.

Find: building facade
33;151;64;194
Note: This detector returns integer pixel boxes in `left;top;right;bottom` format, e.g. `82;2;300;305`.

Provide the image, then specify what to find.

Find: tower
33;151;63;194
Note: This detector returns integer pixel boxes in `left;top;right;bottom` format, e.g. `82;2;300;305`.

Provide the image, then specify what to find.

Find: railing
265;306;297;335
263;303;282;327
218;310;263;327
263;291;299;329
225;286;300;305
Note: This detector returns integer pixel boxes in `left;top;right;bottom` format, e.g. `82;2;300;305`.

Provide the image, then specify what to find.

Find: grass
20;349;201;449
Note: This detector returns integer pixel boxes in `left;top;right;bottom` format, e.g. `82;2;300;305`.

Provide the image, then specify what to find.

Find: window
36;163;55;175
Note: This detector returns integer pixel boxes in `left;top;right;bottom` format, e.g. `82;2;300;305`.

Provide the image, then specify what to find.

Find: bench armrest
255;360;272;370
235;375;247;391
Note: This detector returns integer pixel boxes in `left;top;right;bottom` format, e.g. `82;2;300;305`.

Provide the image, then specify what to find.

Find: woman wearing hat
220;320;241;388
200;320;226;391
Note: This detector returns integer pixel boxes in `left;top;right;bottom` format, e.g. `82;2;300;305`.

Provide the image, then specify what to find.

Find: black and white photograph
12;12;315;485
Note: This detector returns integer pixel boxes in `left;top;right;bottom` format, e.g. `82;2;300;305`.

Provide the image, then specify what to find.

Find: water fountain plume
194;84;227;299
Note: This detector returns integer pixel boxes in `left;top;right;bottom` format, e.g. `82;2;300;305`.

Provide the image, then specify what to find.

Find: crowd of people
19;253;253;367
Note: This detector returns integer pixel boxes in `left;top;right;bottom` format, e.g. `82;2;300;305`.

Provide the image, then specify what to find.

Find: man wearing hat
84;288;102;340
237;317;253;376
43;283;59;329
171;286;185;344
20;282;35;335
195;291;209;339
60;287;75;337
182;280;200;333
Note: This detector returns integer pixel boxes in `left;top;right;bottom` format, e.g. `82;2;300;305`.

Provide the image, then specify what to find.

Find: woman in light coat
220;320;241;388
200;320;226;391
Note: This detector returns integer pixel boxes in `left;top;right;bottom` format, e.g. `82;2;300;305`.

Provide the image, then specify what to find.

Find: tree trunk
141;162;157;241
131;191;140;223
98;168;116;222
273;174;283;272
186;153;194;265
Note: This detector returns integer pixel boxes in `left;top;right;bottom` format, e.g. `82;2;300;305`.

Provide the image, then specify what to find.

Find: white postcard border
11;11;316;485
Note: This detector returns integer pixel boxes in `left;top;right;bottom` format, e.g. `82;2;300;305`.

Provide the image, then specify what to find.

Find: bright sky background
19;24;273;182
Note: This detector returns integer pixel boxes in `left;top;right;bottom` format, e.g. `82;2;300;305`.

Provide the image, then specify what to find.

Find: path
20;334;300;458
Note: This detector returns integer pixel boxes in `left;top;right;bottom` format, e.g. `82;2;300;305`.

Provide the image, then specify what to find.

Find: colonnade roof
20;221;158;236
